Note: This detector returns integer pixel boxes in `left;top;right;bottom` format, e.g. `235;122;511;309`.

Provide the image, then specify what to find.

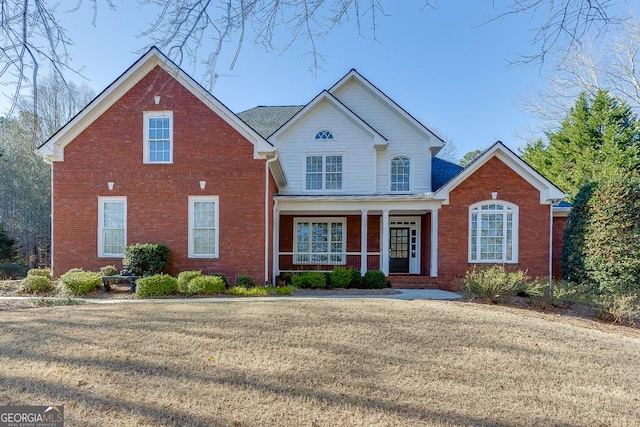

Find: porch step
388;275;441;289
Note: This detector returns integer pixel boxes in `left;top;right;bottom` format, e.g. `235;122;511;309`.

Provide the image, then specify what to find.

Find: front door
389;227;410;273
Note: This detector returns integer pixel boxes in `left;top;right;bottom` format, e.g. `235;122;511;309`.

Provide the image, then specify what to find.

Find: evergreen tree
0;224;18;262
522;90;640;200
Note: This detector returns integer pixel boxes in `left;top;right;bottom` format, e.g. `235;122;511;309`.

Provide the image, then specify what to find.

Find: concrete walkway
0;289;461;305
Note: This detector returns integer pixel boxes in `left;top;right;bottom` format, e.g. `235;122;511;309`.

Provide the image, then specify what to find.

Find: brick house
38;48;568;289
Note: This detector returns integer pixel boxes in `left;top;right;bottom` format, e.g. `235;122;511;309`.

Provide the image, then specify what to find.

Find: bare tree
523;14;640;136
0;0;622;119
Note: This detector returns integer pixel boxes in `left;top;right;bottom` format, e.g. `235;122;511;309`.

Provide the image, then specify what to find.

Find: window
469;202;518;263
305;155;343;190
315;130;334;140
390;156;410;191
144;111;173;163
189;196;219;258
294;218;346;264
98;197;126;257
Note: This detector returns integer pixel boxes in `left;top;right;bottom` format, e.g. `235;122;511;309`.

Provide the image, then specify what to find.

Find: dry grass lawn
1;299;639;426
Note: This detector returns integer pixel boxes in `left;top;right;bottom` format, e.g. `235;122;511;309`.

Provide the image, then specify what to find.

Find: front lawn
1;299;639;426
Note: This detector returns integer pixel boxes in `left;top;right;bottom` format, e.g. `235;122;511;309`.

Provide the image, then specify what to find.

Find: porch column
430;209;439;277
360;209;368;274
381;210;390;275
272;202;280;286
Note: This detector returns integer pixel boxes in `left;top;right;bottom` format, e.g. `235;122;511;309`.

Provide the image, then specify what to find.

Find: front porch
272;195;443;286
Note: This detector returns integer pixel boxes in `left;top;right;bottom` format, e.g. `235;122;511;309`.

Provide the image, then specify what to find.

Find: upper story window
98;197;127;258
143;111;173;164
390;156;410;191
305;154;343;191
315;130;334;140
469;201;518;263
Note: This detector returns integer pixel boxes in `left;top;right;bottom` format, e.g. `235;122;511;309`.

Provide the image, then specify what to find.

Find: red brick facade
436;157;557;289
52;66;271;282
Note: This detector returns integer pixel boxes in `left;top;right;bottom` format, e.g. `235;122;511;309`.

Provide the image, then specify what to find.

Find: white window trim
143;111;173;164
468;200;519;263
188;195;219;258
98;196;127;258
389;154;412;193
293;217;347;265
303;153;345;193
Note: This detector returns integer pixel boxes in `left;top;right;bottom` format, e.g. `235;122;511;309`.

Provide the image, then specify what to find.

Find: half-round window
315;130;334;140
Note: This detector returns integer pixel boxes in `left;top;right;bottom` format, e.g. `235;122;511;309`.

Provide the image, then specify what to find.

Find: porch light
154;95;161;105
491;192;498;200
199;181;206;190
107;182;114;191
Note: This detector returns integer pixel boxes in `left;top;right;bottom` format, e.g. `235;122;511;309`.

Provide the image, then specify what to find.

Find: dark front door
390;227;410;273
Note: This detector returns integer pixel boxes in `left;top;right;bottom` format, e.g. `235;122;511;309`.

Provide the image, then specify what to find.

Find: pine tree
522;90;640;200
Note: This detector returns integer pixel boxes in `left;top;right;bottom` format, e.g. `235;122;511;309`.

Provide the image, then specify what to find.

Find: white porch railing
277;252;381;272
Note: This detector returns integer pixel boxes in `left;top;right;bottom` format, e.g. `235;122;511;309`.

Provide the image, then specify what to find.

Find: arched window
390;156;410;191
469;201;518;263
315;130;334;140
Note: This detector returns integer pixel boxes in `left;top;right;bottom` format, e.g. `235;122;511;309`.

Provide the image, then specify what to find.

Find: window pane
391;157;410;191
103;229;125;254
103;202;124;228
148;116;171;162
194;229;216;255
194;202;216;227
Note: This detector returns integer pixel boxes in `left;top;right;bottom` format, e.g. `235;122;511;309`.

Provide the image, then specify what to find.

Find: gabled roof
237;106;303;138
37;47;274;161
268;90;388;147
434;141;567;204
329;69;445;153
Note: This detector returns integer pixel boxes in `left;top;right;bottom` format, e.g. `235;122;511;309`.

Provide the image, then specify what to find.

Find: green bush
0;263;28;279
292;271;326;288
135;274;178;298
462;265;528;301
186;275;225;296
268;285;297;296
596;294;640;325
364;270;387;289
123;243;170;276
235;275;256;288
329;267;352;288
20;275;53;293
99;265;118;276
177;270;202;292
228;286;269;297
349;269;363;288
210;273;228;288
27;268;52;278
60;270;102;296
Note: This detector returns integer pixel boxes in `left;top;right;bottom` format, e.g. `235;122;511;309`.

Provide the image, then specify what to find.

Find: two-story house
38;48;568;289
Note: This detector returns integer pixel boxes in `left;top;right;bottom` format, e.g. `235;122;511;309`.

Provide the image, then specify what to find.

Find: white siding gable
332;79;433;193
274;99;377;195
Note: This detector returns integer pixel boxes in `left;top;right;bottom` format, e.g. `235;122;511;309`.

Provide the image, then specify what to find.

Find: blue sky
11;1;634;158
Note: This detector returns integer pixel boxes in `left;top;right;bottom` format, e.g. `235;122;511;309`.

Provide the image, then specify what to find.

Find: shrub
186;275;225;296
210;273;228;288
27;268;52;278
177;270;202;293
277;272;294;286
135;274;178;298
99;265;118;276
329;267;352;288
123;243;170;276
20;275;53;293
235;275;256;288
0;263;28;279
60;270;102;296
364;270;387;289
462;265;528;301
596;294;640;325
292;271;326;288
516;278;548;298
268;285;297;296
349;269;363;288
228;286;268;297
